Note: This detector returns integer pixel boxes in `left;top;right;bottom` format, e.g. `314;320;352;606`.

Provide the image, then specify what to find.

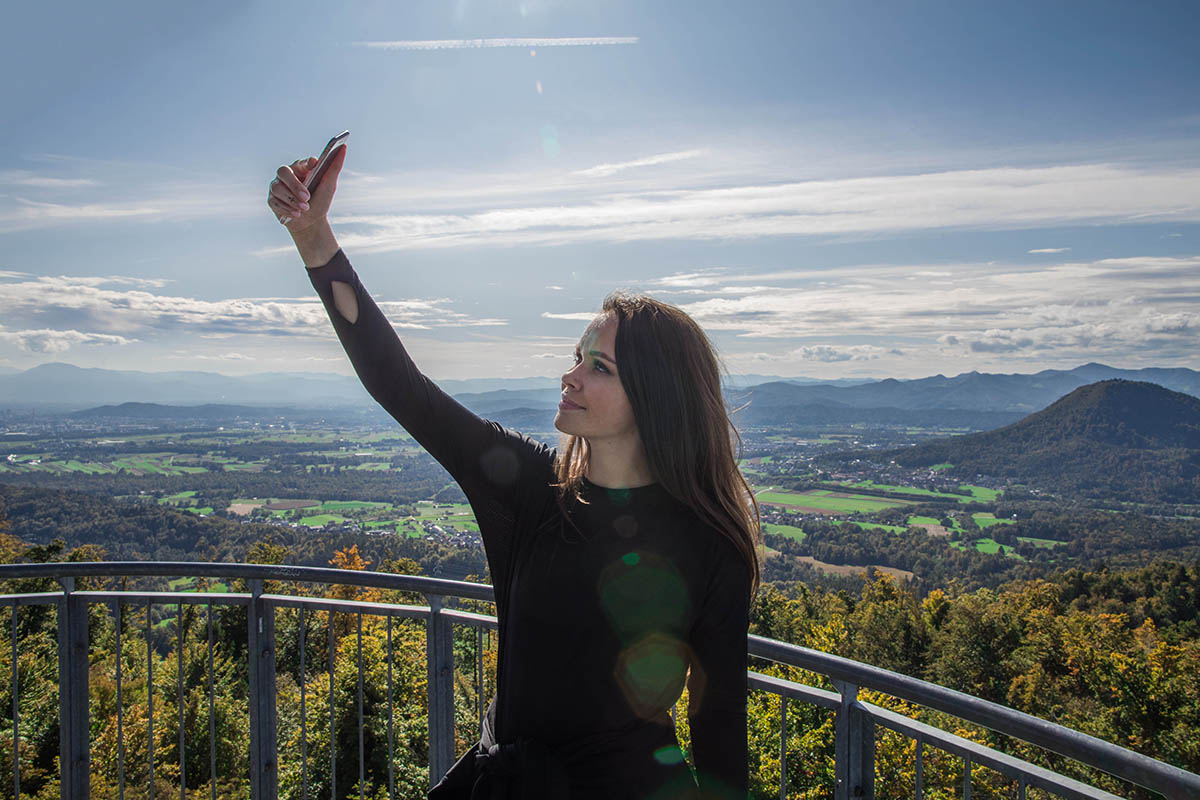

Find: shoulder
473;421;557;491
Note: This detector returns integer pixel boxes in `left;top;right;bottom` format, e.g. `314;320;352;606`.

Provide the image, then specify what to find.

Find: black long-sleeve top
309;250;750;799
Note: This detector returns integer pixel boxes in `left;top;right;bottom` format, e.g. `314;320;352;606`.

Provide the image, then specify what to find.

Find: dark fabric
309;250;750;800
429;703;571;800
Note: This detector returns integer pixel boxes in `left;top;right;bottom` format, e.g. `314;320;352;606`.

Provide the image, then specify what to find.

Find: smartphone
305;130;350;191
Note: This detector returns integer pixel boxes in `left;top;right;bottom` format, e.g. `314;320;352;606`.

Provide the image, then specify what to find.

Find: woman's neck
584;435;655;489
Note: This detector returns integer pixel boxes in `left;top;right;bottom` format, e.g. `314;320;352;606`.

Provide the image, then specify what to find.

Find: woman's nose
561;362;582;389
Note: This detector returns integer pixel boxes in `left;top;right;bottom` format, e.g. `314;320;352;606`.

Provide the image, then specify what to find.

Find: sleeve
307;250;555;577
686;536;751;800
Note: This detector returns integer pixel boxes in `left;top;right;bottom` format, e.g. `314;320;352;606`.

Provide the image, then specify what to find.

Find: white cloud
2;197;162;228
0;171;99;189
1028;247;1071;254
541;311;597;321
572;150;705;178
183;352;255;361
310;163;1200;253
0;328;135;353
0;275;507;340
352;37;639;50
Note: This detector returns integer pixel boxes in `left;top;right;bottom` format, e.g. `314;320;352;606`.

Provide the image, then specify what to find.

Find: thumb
314;145;347;201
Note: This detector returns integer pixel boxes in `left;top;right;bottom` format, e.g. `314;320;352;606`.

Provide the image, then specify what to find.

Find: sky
1;0;1198;382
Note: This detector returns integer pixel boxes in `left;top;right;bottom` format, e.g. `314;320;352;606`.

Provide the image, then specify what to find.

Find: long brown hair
555;291;761;598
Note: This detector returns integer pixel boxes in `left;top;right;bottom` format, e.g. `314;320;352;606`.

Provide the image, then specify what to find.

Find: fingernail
300;191;311;201
292;209;302;217
299;202;310;211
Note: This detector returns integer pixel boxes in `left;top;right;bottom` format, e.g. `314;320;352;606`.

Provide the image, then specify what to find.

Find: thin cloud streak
312;163;1200;254
353;37;639;50
572;150;705;178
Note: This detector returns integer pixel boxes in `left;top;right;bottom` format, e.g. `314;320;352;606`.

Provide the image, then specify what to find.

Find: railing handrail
1;561;1197;799
0;560;496;601
749;635;1200;799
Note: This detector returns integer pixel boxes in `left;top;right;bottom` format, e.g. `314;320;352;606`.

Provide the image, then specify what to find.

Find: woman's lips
558;396;584;410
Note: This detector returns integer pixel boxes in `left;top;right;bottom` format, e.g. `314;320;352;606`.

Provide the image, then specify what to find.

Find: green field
321;500;393;511
299;513;348;527
763;523;806;542
973;513;1015;528
1017;536;1062;549
756;489;910;514
907;515;941;526
961;485;1002;502
837;520;908;534
951;538;1026;560
839;480;1000;504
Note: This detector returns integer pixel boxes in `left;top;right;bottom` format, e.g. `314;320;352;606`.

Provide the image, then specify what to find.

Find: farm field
837;480;1002;504
755;488;912;515
762;522;806;542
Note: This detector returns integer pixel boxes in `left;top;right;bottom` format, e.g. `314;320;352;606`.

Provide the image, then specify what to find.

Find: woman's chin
553;411;578;435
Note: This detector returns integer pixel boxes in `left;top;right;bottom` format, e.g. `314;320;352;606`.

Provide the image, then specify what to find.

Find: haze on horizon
1;0;1198;383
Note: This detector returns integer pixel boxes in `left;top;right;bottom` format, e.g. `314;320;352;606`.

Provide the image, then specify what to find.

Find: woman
268;147;759;800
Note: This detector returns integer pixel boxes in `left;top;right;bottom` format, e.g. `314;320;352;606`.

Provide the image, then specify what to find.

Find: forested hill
870;380;1200;503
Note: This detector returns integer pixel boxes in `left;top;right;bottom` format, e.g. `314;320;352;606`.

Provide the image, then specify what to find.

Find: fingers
268;161;312;221
276;162;311;198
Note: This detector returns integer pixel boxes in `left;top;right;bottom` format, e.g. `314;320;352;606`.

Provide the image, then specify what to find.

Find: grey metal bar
387;616;395;800
831;680;874;800
260;594;430;620
476;626;483;736
178;602;185;800
11;599;18;800
964;754;972;800
865;700;1125;800
747;672;841;710
0;562;497;603
56;577;89;800
749;634;1199;799
0;592;70;606
915;735;923;800
426;594;455;787
779;696;787;800
1019;774;1026;800
329;609;336;800
357;612;365;800
115;601;125;800
74;590;251;607
247;579;279;800
148;601;155;800
208;602;216;800
300;606;308;800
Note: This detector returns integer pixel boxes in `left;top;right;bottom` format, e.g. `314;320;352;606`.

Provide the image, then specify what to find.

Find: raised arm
266;148;555;587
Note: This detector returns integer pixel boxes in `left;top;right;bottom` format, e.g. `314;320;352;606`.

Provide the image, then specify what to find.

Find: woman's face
555;314;639;444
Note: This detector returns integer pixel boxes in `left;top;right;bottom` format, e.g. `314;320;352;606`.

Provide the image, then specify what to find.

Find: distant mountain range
2;362;1198;428
866;380;1200;503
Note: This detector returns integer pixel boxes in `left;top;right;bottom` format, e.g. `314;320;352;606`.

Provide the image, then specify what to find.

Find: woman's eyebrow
589;349;616;365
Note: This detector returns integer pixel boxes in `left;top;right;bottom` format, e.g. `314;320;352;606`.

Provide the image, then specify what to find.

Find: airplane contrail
353;37;639;50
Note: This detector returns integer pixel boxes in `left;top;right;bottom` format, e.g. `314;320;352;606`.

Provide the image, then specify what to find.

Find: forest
0;493;1195;799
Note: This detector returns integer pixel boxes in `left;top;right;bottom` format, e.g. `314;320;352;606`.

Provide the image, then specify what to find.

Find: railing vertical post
57;577;89;800
247;579;278;800
833;680;875;800
426;594;454;787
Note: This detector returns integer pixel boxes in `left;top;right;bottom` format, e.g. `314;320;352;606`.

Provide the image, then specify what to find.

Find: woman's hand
267;145;347;233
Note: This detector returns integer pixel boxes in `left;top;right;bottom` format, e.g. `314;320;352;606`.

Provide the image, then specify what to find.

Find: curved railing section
0;561;1194;800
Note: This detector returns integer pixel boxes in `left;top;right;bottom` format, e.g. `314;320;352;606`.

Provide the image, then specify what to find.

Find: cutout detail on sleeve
331;280;359;324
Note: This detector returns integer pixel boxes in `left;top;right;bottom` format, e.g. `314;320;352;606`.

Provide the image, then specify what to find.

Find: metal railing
0;561;1196;800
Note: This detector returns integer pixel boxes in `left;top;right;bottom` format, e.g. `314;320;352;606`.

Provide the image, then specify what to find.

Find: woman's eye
593;361;609;374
